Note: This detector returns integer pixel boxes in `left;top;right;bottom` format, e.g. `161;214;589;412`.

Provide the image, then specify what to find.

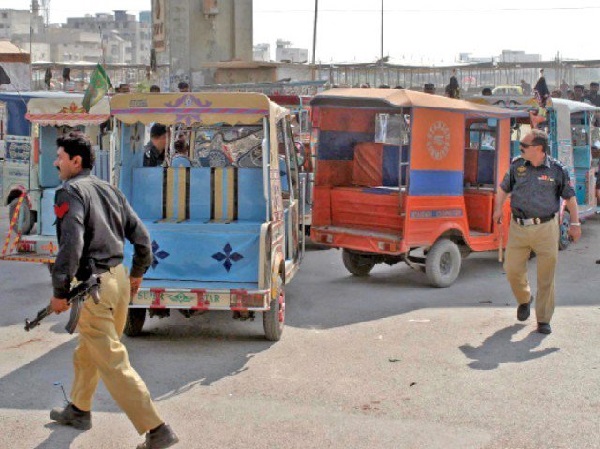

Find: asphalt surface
0;206;599;449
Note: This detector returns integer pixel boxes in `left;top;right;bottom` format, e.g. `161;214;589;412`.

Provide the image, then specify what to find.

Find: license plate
204;292;230;307
134;290;231;308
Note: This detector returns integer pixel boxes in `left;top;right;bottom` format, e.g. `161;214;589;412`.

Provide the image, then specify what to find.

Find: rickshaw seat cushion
464;191;494;233
131;219;263;282
464;149;478;185
237;168;266;221
132;167;164;219
477;151;495;185
315;160;353;186
352;142;382;186
318;130;373;160
352;143;400;187
130;167;266;222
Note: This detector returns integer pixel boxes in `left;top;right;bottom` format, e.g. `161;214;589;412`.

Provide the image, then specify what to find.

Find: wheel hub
439;252;452;275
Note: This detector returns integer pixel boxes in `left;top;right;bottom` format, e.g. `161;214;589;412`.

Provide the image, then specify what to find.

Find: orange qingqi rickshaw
309;88;523;287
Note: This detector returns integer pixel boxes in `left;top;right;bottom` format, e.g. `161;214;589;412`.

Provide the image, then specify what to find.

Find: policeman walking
49;132;179;449
493;130;581;334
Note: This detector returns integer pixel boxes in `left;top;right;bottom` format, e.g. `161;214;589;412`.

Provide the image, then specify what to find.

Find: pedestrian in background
573;84;586;102
585;82;600;107
49;133;179;448
493;130;581;334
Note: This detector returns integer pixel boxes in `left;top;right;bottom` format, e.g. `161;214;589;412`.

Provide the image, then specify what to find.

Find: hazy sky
2;0;598;64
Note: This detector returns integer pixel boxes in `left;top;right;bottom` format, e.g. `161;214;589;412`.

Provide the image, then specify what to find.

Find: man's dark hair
56;132;95;169
574;84;585;90
530;129;549;153
591;82;599;88
149;84;160;92
174;139;188;154
150;123;167;138
177;81;189;90
482;87;492;96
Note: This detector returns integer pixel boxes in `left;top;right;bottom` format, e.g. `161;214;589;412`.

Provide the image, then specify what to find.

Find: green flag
82;64;112;112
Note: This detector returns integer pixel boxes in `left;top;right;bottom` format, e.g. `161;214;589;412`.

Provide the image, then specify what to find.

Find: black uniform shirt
142;142;165;167
500;155;575;219
52;170;152;298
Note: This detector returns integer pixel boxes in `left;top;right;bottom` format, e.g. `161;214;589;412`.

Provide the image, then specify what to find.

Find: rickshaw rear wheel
263;276;285;341
425;239;462;288
342;249;375;277
124;308;146;337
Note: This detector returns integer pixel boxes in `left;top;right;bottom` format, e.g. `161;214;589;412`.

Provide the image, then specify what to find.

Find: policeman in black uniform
49;132;179;449
143;123;168;167
493;130;581;334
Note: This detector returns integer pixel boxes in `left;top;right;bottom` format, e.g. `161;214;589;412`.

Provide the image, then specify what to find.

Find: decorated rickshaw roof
110;92;289;126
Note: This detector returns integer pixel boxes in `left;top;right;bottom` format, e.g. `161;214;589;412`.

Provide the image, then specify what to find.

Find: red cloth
352;142;383;186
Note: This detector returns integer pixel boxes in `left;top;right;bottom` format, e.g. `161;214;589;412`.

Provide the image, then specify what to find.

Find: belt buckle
533;218;541;225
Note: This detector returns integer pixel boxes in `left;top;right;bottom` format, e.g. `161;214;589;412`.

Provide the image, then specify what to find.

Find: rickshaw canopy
110;92;289;126
311;88;523;117
549;98;600;113
25;95;110;126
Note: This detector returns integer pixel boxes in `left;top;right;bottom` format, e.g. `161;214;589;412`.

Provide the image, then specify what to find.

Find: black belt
513;214;555;226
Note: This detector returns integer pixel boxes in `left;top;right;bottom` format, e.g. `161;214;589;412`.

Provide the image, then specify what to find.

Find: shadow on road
33;422;83;449
459;324;559;370
285;251;514;330
0;320;274;412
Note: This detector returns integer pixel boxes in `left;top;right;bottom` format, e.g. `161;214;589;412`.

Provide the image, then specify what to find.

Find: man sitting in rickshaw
143;124;168;167
170;140;192;168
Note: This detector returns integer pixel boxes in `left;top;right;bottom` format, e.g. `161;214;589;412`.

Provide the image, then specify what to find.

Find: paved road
0;207;599;449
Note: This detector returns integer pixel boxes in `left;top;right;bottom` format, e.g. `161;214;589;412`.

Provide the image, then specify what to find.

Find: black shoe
137;423;179;449
517;297;532;321
537;322;552;334
49;403;92;430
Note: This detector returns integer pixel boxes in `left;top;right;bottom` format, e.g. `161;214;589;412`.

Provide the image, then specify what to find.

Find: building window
1;13;7;19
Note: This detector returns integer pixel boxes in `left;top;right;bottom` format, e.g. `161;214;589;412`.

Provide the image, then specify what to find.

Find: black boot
137;423;179;449
49;403;92;430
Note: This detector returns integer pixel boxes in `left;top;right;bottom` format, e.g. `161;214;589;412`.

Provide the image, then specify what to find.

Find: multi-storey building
65;11;151;65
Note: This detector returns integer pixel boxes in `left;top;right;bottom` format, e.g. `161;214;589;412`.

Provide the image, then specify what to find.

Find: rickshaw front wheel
124;308;146;337
425;239;462;288
342;249;375;277
263;276;285;341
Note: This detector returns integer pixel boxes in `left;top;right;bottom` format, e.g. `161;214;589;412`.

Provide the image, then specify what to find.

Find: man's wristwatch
570;222;581;226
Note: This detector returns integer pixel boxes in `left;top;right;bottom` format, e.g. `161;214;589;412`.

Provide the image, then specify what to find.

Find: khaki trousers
70;264;163;435
504;217;559;324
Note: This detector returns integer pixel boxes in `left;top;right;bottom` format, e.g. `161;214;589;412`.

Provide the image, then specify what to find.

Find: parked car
468;85;534;108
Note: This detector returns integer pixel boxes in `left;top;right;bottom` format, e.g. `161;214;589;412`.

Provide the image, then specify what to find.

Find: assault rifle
24;275;101;334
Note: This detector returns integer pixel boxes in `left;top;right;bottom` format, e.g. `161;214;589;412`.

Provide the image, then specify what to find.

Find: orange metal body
309;89;517;256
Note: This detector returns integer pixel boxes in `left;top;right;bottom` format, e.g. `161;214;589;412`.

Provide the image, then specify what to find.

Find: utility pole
380;0;384;86
312;0;318;70
30;1;34;87
380;0;384;63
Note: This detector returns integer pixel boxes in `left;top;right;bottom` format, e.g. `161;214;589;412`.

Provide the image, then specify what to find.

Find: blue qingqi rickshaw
0;93;112;265
110;92;305;341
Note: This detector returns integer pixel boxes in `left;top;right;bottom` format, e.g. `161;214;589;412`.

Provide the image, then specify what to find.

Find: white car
468;85;533;108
